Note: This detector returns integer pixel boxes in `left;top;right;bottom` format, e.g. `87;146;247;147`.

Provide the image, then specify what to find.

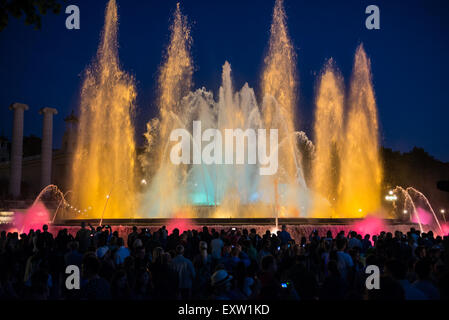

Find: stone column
39;107;58;189
9;103;29;198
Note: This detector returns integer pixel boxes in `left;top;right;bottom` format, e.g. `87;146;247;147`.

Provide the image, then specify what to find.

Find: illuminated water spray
311;60;344;216
140;3;193;218
338;44;382;217
71;0;137;219
393;186;443;234
262;0;306;192
140;0;310;218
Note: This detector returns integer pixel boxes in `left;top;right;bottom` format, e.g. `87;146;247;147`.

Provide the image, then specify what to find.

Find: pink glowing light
412;207;433;225
441;223;449;236
166;217;195;234
352;215;386;236
166;210;197;234
14;201;51;234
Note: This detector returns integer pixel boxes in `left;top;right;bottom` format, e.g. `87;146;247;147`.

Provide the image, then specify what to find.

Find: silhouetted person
80;253;111;300
171;245;195;299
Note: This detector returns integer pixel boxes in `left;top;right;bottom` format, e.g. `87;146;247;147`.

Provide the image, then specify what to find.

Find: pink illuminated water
14;202;50;233
440;223;449;236
352;215;386;236
166;217;195;234
412;207;433;225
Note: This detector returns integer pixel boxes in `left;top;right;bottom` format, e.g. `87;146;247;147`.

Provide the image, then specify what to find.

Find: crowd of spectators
0;222;448;300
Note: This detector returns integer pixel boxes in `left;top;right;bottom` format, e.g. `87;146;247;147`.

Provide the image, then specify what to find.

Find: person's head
42;224;48;232
261;255;277;273
326;230;332;239
81;221;86;229
82;253;101;278
364;234;370;240
161;252;171;265
153;247;164;262
263;239;271;249
117;237;124;247
231;245;241;257
336;238;347;251
176;244;185;256
133;238;143;249
211;269;232;293
199;241;208;251
98;235;107;247
365;254;379;267
282;225;287;231
132;226;137;233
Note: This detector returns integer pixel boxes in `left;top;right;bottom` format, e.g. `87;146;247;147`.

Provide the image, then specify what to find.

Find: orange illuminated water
66;0;385;221
71;0;137;219
338;45;383;217
311;60;344;217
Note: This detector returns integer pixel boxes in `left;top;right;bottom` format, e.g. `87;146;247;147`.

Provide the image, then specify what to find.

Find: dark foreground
0;223;448;300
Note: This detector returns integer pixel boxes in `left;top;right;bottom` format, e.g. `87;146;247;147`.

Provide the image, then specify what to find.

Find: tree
0;0;64;31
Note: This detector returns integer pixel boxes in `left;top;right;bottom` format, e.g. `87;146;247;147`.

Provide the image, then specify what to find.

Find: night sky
0;0;448;161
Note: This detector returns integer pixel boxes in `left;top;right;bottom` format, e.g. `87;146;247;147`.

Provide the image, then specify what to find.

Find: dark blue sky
1;0;448;161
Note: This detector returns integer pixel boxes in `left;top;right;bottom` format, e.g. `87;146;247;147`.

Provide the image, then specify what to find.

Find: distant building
0;109;78;199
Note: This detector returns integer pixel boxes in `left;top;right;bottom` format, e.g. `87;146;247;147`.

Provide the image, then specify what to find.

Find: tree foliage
0;0;64;31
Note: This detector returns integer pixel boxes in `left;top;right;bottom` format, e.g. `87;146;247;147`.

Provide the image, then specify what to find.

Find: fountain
140;0;310;219
393;186;444;234
70;0;137;219
311;59;344;218
338;44;383;218
309;45;383;219
48;0;443;237
11;185;65;232
136;0;384;220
